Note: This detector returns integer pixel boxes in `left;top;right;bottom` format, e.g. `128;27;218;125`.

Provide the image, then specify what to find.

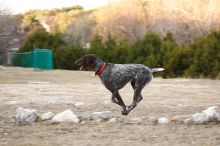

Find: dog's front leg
111;92;127;112
111;95;119;104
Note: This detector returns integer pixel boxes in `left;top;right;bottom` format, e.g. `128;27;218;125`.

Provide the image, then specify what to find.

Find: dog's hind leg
122;72;152;115
131;79;143;103
122;88;141;115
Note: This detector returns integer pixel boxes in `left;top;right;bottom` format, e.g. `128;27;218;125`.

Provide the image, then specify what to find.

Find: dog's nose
75;58;82;65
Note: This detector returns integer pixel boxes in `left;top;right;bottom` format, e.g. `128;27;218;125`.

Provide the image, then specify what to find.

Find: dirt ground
0;67;220;146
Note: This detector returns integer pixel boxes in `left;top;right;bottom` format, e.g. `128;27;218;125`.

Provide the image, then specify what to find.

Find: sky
3;0;116;14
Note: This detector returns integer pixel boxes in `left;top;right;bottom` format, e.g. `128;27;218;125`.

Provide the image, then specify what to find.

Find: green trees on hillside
19;30;220;79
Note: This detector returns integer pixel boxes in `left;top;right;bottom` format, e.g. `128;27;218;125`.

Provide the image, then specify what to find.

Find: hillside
18;0;220;45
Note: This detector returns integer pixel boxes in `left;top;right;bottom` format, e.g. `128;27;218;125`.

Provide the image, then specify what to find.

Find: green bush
19;31;66;53
53;45;87;70
129;32;162;67
185;31;220;78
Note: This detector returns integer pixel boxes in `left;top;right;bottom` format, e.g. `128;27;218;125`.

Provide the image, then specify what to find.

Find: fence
11;49;53;70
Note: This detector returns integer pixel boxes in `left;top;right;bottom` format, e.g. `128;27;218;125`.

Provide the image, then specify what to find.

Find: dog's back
100;63;152;91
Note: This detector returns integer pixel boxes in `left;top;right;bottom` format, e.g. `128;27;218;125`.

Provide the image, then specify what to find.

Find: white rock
15;107;38;125
52;109;80;123
157;117;169;124
41;111;55;121
6;101;18;105
127;117;144;124
192;112;207;124
202;106;220;121
28;81;50;84
192;106;220;124
108;117;117;124
74;102;85;107
92;111;112;122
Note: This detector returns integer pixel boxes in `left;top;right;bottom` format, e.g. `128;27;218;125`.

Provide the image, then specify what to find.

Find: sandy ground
0;67;220;146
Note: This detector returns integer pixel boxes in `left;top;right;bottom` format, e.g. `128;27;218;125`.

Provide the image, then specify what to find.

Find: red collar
96;63;106;76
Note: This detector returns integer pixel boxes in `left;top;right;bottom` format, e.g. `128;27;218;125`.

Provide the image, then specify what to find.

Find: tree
65;12;96;46
130;32;162;67
0;2;19;54
53;44;86;70
186;30;220;78
95;0;149;43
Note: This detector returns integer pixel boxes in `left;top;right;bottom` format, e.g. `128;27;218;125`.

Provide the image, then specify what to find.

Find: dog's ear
86;54;97;65
88;57;95;65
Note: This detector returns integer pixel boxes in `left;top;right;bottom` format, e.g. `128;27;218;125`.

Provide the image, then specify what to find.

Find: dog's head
75;54;98;70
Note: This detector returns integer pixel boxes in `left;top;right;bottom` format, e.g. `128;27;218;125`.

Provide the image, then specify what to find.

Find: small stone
92;111;112;122
191;106;220;124
74;102;85;107
52;109;80;123
184;118;193;124
41;111;55;121
15;107;38;125
4;133;8;135
127;117;144;124
157;117;169;124
108;118;117;124
5;101;18;105
80;121;86;124
202;106;220;121
192;112;207;124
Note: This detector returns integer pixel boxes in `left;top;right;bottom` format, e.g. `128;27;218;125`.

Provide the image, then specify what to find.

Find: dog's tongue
80;66;83;70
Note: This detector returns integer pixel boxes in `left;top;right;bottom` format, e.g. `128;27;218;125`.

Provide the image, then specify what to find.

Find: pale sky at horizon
3;0;115;14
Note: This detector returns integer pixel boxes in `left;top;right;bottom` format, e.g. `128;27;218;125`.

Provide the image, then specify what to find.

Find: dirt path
0;67;220;146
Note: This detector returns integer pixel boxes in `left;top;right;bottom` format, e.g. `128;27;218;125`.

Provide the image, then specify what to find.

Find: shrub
53;44;87;70
129;32;163;67
186;30;220;78
19;31;65;53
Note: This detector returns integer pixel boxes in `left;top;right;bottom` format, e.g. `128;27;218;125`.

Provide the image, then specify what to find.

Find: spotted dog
75;54;164;115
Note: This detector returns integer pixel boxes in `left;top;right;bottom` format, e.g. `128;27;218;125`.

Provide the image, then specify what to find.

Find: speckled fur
75;54;163;115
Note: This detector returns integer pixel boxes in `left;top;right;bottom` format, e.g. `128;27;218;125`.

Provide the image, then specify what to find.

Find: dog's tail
151;68;165;73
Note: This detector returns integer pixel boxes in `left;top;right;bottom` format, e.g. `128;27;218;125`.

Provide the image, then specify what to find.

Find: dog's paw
121;110;128;116
126;106;131;111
